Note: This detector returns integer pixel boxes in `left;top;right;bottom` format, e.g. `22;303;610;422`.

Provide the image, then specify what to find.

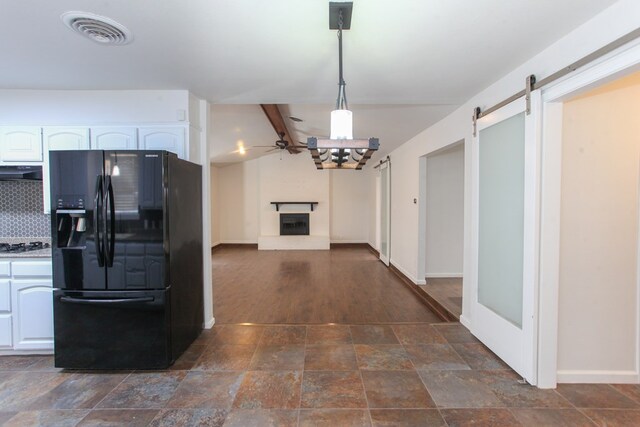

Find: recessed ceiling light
288;116;303;122
61;11;133;45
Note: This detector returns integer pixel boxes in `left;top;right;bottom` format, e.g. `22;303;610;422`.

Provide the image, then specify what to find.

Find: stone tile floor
1;323;639;426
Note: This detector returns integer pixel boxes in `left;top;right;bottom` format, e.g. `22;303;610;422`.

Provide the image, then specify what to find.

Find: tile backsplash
0;181;49;238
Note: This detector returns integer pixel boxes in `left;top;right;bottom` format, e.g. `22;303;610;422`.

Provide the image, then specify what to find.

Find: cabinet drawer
0;280;9;312
11;261;52;278
0;262;9;277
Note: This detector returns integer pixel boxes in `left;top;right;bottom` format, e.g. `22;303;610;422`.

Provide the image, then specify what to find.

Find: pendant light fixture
307;1;379;170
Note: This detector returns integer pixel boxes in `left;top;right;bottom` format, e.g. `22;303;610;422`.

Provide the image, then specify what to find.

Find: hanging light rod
308;1;379;171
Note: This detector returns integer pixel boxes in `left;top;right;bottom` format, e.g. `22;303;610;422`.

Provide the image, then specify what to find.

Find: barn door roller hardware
472;26;640;136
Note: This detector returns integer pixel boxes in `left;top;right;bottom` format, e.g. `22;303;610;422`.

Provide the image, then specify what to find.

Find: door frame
470;94;541;385
417;140;465;285
538;40;640;388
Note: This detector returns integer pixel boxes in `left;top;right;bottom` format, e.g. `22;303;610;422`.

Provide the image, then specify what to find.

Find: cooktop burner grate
0;241;50;253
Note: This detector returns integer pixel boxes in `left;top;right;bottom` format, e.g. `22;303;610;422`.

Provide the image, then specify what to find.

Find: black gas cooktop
0;241;50;253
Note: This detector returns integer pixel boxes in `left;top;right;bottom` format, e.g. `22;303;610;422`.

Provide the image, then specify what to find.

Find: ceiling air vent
61;12;132;45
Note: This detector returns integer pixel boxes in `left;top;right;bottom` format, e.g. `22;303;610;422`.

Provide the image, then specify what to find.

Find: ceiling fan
251;132;306;153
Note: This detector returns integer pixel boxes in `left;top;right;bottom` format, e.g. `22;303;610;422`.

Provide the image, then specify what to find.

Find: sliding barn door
471;95;540;384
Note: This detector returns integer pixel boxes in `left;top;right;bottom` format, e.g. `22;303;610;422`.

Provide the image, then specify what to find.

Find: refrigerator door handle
105;175;116;267
60;296;155;305
94;175;105;267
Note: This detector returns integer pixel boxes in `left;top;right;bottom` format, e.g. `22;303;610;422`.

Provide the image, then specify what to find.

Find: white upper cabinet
0;127;43;162
138;127;186;159
42;127;90;214
91;127;137;150
44;127;90;151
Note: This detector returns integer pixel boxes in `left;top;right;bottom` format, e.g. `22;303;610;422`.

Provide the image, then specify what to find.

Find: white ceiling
0;0;617;164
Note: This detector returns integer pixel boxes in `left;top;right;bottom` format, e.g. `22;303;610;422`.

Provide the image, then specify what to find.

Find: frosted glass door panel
478;112;525;328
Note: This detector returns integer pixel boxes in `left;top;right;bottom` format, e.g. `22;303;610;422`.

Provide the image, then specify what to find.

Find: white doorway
541;70;640;386
420;141;465;318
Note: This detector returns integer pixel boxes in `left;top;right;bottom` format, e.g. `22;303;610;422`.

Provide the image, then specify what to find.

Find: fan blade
252;145;278;148
266;147;280;153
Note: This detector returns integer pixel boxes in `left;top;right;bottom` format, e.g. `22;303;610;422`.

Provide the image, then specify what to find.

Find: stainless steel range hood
0;166;43;181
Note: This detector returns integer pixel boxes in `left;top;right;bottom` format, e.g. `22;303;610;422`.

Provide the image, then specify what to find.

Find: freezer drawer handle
60;296;155;305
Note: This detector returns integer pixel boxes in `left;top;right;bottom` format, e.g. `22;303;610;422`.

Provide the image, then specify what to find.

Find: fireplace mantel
271;201;319;212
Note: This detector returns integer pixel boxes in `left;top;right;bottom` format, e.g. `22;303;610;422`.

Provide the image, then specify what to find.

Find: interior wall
330;169;370;243
425;144;464;277
0;90;189;125
258;153;329;241
369;167;379;249
215;152;373;245
375;0;639;327
557;73;640;379
210;165;220;246
217;158;260;243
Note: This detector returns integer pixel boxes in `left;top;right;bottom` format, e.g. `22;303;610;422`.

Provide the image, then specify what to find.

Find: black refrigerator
50;150;203;369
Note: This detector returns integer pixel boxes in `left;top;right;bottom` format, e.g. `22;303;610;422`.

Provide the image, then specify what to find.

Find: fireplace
280;213;309;236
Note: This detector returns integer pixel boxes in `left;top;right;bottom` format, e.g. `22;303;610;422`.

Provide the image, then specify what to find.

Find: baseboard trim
389;262;456;323
203;317;216;329
425;273;463;279
557;370;640;384
215;243;259;250
330;243;370;249
459;314;472;329
367;244;380;258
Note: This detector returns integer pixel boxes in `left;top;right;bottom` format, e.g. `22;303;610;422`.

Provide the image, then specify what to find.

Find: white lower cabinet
0;259;53;353
11;280;53;350
0;279;11;349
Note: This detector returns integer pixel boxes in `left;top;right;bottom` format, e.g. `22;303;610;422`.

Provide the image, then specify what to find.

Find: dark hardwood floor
212;246;441;324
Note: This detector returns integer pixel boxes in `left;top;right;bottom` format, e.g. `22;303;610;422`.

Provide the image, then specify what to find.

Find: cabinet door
42;127;91;214
0;280;11;349
0;314;11;349
11;280;54;350
44;127;90;151
0;127;43;162
138;127;186;159
91;127;137;150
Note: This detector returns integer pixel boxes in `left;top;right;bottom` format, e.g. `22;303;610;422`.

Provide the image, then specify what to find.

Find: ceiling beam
260;104;303;154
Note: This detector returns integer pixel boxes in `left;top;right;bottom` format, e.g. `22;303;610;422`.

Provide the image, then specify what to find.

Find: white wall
425;144;464;277
258;153;330;248
218;158;260;244
557;74;640;379
0;90;189;125
369;167;379;249
330;170;370;243
380;0;640;327
210;165;221;246
215;152;373;246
